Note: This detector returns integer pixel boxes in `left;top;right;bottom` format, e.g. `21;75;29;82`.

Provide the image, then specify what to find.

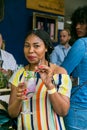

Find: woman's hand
16;82;27;101
35;65;54;87
8;83;27;118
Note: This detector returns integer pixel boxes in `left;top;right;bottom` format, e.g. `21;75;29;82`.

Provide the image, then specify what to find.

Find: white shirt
0;49;18;71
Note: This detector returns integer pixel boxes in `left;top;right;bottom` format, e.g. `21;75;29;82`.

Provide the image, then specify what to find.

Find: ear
45;48;47;52
69;35;71;40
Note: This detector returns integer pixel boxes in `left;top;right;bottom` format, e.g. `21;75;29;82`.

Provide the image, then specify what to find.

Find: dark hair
70;6;87;45
25;29;54;62
62;28;71;36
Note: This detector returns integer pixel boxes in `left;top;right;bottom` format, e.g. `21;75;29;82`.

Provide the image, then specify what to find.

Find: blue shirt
50;44;71;65
61;38;87;108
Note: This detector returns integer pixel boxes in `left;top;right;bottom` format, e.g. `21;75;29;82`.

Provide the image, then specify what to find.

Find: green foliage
0;71;8;89
25;71;36;81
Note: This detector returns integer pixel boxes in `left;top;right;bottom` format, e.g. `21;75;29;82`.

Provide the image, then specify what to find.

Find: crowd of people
0;5;87;130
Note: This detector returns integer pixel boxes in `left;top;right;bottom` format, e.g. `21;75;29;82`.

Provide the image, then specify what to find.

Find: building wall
0;0;61;65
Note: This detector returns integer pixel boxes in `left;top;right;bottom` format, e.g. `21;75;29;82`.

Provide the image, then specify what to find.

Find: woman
61;6;87;130
8;29;72;130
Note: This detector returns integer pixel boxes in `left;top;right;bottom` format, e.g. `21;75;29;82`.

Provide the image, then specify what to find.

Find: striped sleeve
53;74;72;98
9;68;25;87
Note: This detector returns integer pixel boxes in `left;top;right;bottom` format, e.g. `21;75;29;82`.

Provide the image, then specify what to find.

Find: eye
78;21;85;25
34;44;40;48
24;44;30;48
80;22;84;25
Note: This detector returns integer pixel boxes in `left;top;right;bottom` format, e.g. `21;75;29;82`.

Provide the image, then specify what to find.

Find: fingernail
35;70;39;72
38;65;43;68
22;82;25;85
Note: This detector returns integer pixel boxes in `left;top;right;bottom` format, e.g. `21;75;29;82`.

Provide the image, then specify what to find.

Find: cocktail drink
24;71;37;98
21;71;37;114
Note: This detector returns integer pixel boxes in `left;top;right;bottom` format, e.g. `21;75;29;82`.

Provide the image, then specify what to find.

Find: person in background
0;34;18;78
0;35;5;50
50;29;71;65
61;6;87;130
8;29;72;130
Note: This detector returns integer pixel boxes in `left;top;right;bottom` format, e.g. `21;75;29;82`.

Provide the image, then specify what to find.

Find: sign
26;0;64;15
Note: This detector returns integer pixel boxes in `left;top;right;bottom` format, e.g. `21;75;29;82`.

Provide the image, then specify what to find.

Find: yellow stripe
11;68;24;86
40;85;47;130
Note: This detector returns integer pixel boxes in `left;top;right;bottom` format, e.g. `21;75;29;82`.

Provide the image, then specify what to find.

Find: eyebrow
25;41;40;44
25;42;29;44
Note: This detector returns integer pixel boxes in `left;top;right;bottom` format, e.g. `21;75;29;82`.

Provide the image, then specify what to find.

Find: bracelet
48;88;56;94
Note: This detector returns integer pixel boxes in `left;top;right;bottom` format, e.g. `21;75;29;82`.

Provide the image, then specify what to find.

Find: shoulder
1;50;14;57
70;38;86;52
69;45;71;49
1;49;11;54
74;38;86;46
51;45;61;54
15;67;25;75
9;67;25;86
54;45;60;50
50;63;67;74
79;37;87;44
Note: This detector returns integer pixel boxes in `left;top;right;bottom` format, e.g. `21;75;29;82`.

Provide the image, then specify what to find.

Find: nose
29;46;34;53
76;23;81;29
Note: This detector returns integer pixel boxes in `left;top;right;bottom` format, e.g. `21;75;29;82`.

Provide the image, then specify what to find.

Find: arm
61;39;85;74
8;83;26;118
36;65;71;116
48;83;70;116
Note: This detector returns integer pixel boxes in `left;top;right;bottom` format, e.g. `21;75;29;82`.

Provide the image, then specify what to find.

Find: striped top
9;67;72;130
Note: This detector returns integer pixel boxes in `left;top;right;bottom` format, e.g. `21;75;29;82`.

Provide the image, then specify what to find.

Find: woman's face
24;34;47;64
76;23;87;37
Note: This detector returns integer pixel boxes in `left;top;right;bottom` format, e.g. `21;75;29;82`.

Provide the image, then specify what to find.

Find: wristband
48;88;56;94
